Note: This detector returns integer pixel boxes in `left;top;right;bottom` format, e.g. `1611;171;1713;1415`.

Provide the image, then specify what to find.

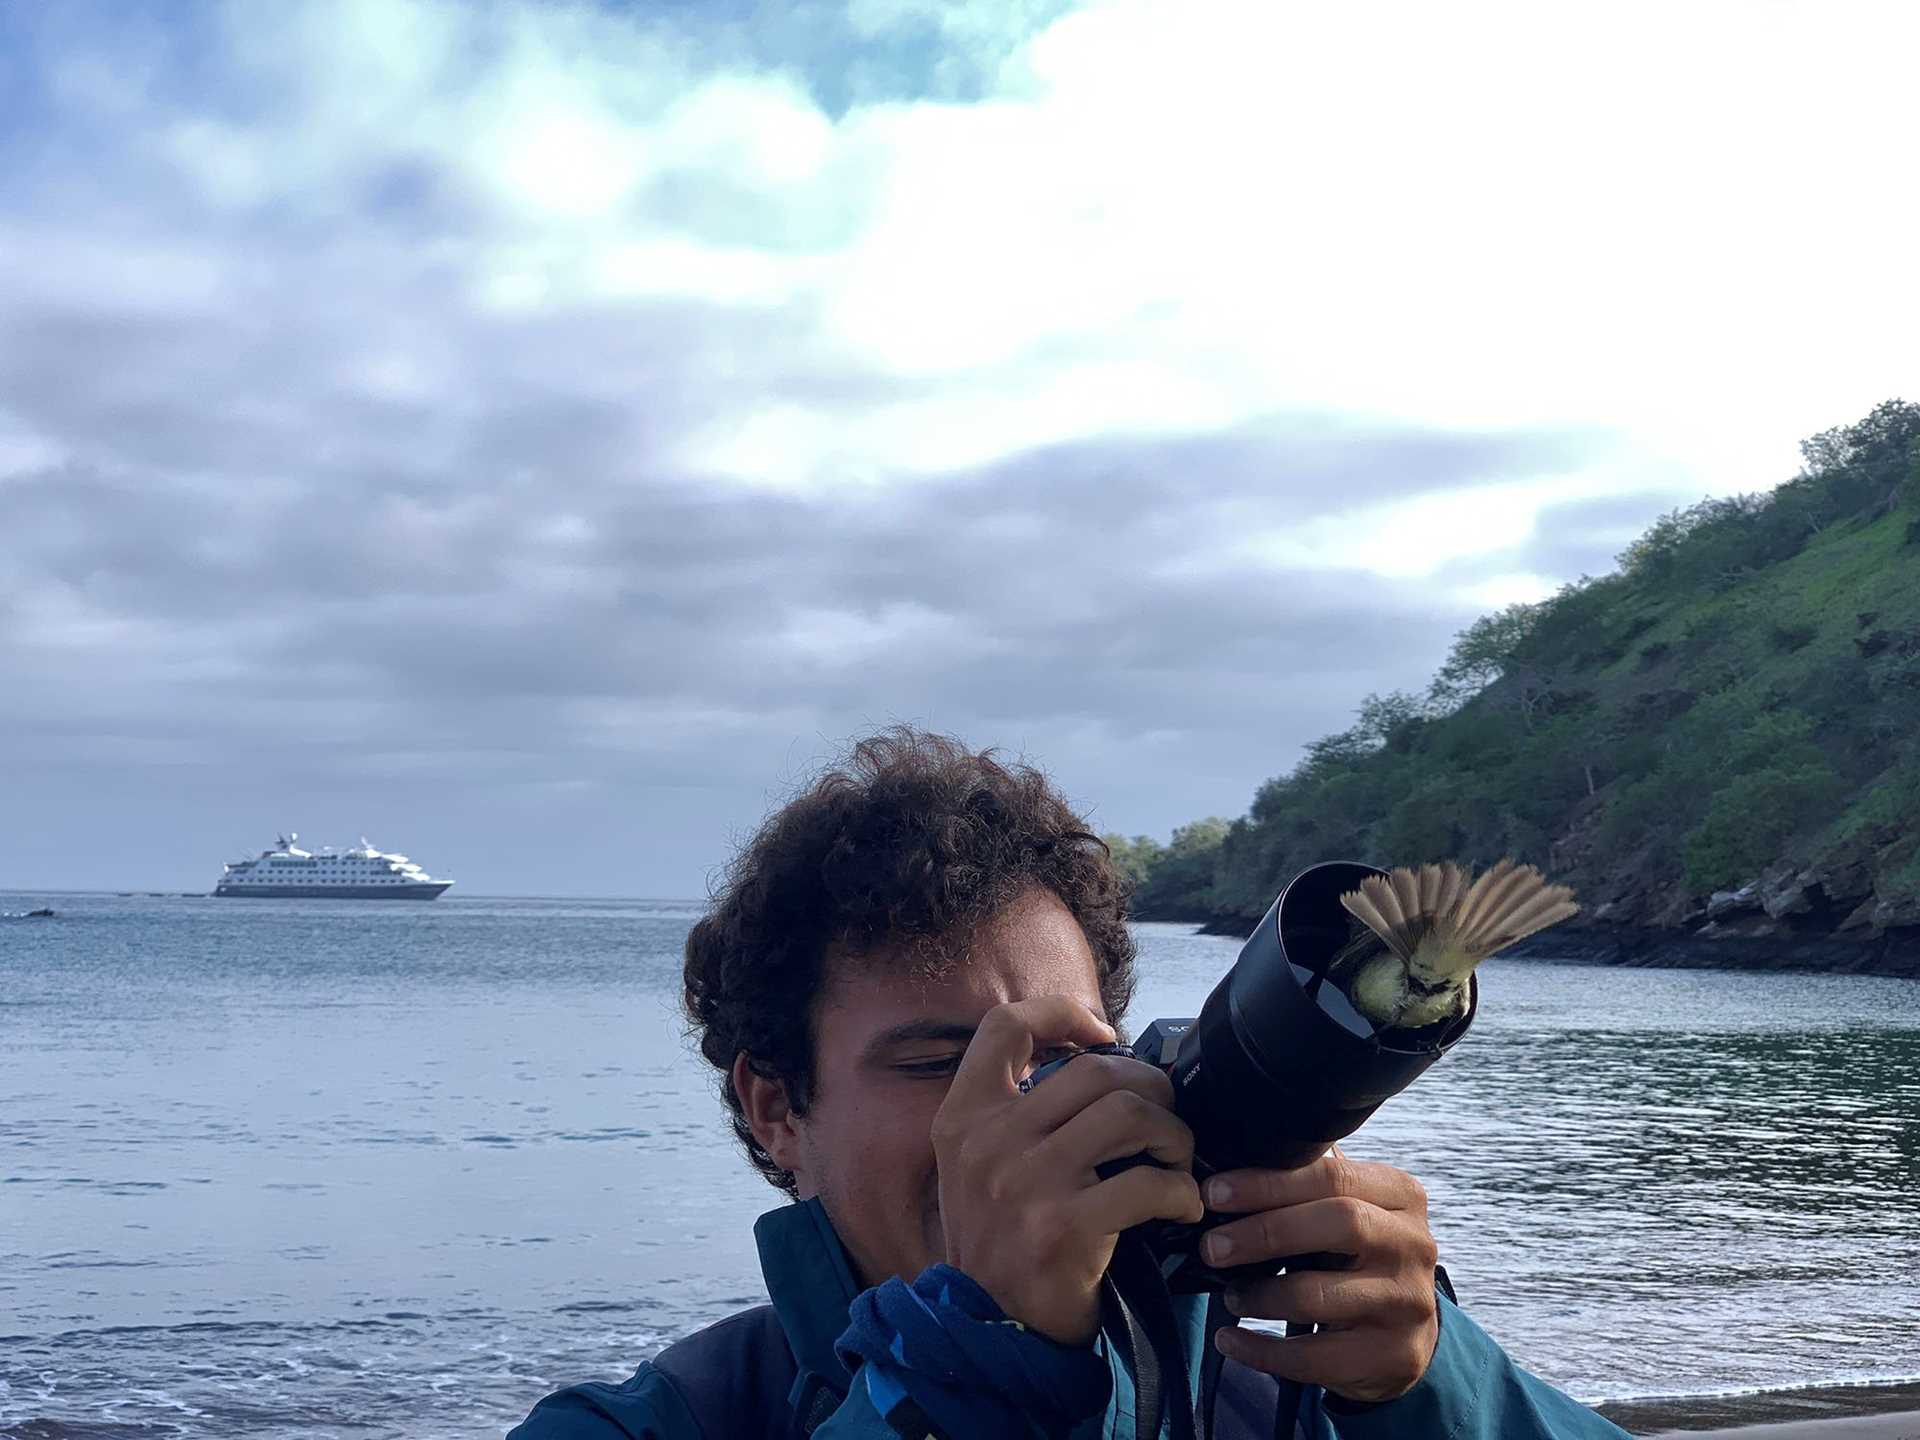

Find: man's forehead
818;890;1103;1021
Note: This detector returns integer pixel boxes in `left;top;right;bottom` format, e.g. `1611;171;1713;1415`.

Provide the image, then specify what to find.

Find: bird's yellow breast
1350;956;1408;1027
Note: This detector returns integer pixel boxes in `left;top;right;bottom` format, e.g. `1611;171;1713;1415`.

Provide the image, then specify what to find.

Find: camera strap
1105;1235;1197;1440
1099;1274;1155;1437
1197;1291;1228;1440
1199;1292;1303;1440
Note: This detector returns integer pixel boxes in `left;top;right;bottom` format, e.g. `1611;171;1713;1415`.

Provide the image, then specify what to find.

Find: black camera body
1026;861;1478;1292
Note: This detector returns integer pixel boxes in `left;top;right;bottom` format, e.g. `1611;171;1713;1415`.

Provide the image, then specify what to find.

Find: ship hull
213;883;453;900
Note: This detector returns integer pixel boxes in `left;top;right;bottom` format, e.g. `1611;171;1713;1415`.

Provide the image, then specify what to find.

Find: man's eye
894;1054;964;1077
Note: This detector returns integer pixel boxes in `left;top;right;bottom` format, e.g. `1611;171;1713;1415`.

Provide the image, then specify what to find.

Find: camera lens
1164;861;1477;1175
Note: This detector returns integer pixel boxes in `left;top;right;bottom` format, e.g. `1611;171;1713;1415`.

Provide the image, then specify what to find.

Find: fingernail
1204;1231;1234;1264
1222;1286;1246;1317
1205;1178;1234;1208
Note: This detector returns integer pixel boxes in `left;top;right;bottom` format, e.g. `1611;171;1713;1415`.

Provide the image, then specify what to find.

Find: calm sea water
3;893;1916;1439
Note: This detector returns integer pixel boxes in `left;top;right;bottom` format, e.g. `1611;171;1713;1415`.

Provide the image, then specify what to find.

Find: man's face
787;887;1107;1288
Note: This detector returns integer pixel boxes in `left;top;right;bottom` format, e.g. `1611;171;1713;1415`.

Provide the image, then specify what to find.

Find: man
512;729;1628;1439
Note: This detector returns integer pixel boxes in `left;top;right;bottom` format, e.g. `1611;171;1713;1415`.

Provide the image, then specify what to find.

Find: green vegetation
1109;401;1920;934
1105;818;1229;918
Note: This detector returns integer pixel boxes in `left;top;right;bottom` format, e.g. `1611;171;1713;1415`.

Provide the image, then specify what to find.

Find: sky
1;0;1916;897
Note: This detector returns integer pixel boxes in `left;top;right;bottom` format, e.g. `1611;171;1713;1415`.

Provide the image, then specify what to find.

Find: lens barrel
1164;860;1477;1175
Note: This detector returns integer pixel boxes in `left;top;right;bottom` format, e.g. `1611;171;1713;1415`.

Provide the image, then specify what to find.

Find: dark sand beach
1600;1380;1920;1438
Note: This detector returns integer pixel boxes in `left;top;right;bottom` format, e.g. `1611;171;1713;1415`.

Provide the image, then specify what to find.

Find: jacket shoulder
507;1361;701;1440
509;1306;797;1440
1305;1295;1631;1440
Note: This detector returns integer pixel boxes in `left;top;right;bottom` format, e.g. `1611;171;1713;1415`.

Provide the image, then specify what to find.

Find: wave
0;1312;473;1346
0;1420;184;1438
1590;1372;1920;1405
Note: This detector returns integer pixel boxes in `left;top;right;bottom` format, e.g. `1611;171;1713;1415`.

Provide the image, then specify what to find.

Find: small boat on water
214;833;454;900
2;907;54;919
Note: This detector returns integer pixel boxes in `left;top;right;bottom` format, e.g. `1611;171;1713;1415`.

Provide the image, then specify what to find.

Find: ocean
3;893;1916;1438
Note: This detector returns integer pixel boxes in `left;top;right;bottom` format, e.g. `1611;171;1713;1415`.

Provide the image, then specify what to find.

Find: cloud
1;418;1585;773
0;0;1914;891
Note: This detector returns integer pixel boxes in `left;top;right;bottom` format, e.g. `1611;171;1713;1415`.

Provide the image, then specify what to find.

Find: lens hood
1166;860;1477;1174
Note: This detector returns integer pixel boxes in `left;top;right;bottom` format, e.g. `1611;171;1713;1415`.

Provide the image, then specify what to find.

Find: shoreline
1503;922;1920;981
1596;1380;1920;1438
1174;915;1920;980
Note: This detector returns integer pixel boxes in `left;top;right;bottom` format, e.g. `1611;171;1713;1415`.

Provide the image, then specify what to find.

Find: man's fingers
1018;1052;1174;1133
1202;1195;1419;1269
944;997;1114;1109
1223;1271;1433;1330
1205;1151;1427;1216
1073;1160;1204;1236
1214;1327;1365;1387
1213;1325;1339;1383
1039;1085;1194;1176
1214;1324;1435;1403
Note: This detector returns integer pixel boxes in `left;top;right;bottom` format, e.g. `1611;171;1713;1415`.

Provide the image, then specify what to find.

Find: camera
1023;860;1478;1291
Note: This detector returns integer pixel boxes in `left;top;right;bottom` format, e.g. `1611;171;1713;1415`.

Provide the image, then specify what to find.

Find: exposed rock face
1192;775;1919;980
1869;894;1920;930
1707;883;1761;920
1500;922;1920;980
1491;783;1919;976
1759;866;1817;920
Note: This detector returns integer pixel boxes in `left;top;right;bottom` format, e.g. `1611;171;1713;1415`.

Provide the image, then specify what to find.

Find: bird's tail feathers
1340;859;1578;980
1339;862;1469;966
1446;859;1579;961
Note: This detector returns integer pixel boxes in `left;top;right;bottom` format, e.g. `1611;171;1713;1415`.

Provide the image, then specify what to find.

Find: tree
1101;833;1164;890
1799;398;1920;516
1130;817;1230;919
1355;690;1428;747
1167;816;1230;856
1615;495;1775;584
1426;602;1544;713
1798;398;1920;480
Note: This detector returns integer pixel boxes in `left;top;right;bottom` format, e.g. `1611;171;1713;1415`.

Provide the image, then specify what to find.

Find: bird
1328;860;1579;1030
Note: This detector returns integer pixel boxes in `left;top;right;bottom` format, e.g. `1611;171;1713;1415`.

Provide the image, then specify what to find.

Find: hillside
1112;401;1920;977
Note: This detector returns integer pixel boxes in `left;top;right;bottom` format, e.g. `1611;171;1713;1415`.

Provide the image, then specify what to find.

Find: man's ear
732;1052;806;1179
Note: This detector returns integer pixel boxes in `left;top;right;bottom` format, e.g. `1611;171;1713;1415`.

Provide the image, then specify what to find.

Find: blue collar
753;1198;864;1415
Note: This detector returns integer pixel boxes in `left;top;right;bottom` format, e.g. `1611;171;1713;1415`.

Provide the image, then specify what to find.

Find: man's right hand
930;997;1204;1346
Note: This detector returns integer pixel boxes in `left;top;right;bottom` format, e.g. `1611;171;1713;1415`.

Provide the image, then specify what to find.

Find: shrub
1681;762;1847;892
1824;758;1920;850
1372;777;1473;865
1770;620;1818;652
1682;609;1737;651
1594;773;1684;864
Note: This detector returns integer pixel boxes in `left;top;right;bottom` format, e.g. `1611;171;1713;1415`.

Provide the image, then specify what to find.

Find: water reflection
1419;1023;1918;1393
1130;928;1920;1397
2;901;1915;1436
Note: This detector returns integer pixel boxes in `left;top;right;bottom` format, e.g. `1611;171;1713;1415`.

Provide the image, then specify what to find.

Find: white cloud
1455;572;1563;611
491;106;656;221
110;0;1913;513
1241;472;1628;582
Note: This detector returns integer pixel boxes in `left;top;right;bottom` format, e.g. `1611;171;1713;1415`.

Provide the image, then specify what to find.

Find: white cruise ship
214;834;454;899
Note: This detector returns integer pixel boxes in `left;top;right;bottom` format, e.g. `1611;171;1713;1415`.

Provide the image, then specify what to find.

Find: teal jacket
510;1200;1630;1440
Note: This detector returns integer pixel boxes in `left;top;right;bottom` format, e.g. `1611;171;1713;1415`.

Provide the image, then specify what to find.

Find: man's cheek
874;1096;944;1183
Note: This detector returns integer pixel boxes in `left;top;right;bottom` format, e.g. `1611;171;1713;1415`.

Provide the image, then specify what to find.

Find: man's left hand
1198;1148;1440;1405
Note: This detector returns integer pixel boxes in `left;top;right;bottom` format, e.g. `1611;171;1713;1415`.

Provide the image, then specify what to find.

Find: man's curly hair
682;727;1138;1196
